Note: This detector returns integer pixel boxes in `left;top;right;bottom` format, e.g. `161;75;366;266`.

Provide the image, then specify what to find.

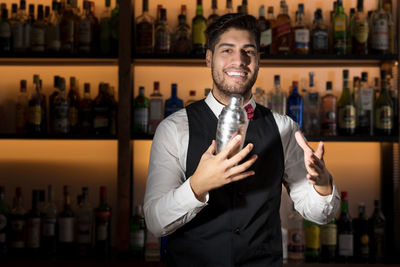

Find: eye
246;50;256;55
222;49;231;53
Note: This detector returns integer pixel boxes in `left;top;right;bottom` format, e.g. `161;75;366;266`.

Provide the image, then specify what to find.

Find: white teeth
227;71;245;77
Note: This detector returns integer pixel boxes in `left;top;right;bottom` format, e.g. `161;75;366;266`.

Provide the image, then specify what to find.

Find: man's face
206;28;260;103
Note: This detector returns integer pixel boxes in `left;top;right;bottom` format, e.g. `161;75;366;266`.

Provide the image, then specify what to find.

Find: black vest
167;100;285;267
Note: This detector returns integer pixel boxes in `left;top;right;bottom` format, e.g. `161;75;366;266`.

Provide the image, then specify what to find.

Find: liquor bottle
347;8;355;54
31;5;46;53
9;187;26;257
78;0;92;54
258;5;272;56
93;83;111;136
11;1;26;53
281;227;288;263
388;73;398;135
320;219;337;263
287;204;305;261
94;186;112;259
76;187;93;259
149;81;163;134
337;191;353;263
80;83;93;135
225;0;233;14
135;0;154;54
133;86;149;134
172;5;191;55
287;81;303;128
0;7;11;53
332;0;348;55
375;70;393;135
270;75;286;115
192;0;207;56
26;190;41;258
370;0;389;54
354;203;370;263
321;81;337;136
293;4;309;55
383;3;395;54
311;9;329;54
16;80;29;134
68;77;80;134
154;8;170;54
54;77;70;134
58;186;75;259
352;0;369;55
108;85;118;136
110;0;119;55
99;0;111;55
338;69;356;135
89;1;100;55
241;0;248;15
28;75;45;135
9;4;19;53
369;199;385;263
304;219;320;262
275;0;292;55
356;72;374;135
207;0;219;25
303;72;320;136
185;90;197;106
130;205;146;260
144;229;160;261
60;0;75;54
0;186;10;257
46;0;61;54
45;6;51;23
164;84;183;118
352;76;360;103
155;4;163;29
41;185;57;259
49;76;60;134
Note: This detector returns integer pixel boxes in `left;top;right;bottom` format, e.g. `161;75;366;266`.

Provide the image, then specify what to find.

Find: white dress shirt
144;92;341;238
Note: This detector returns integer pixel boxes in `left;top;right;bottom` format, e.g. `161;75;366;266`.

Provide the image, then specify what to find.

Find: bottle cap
341;191;348;201
343;69;349;79
189;90;196;96
361;72;368;82
154;81;160;90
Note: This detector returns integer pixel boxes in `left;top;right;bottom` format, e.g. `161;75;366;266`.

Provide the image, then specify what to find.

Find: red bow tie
244;104;254;120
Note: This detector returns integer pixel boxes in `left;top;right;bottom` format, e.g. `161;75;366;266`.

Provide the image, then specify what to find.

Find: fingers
295;131;313;153
228;170;256;183
227;142;254;166
206;140;216;155
218;135;243;159
315;141;325;161
227;154;258;177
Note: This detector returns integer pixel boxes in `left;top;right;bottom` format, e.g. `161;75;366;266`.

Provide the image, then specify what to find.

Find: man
144;13;340;266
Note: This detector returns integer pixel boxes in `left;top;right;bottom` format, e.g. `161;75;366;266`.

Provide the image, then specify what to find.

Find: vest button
234;228;240;235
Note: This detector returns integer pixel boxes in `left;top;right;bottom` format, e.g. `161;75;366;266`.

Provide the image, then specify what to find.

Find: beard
211;63;259;99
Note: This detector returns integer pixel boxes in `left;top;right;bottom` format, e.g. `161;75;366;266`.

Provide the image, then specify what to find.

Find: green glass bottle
133;86;149;134
375;70;393;135
304;219;320;262
192;0;207;56
110;0;119;55
332;0;348;55
338;69;356;135
130;205;146;260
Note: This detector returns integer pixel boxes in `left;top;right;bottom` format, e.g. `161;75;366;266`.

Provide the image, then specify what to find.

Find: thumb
315;141;325;160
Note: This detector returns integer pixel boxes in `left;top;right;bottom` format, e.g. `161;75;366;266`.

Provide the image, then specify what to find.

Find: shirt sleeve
143;111;209;237
280;116;341;225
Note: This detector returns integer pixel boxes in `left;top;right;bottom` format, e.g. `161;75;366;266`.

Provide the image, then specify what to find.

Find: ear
206;49;212;68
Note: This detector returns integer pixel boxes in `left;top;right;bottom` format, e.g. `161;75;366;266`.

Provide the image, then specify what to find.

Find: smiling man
144;14;340;266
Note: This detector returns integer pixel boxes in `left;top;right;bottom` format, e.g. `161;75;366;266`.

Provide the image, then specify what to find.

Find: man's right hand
189;135;258;202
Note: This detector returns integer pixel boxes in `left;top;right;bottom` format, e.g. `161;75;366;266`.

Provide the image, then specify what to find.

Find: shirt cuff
309;179;339;216
173;177;209;212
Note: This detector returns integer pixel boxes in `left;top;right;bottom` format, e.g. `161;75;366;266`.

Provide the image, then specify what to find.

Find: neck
212;86;252;106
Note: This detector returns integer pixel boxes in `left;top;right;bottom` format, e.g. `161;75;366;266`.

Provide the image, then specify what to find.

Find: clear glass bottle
192;0;207;56
133;86;149;134
253;87;266;107
370;0;389;54
58;186;75;259
54;77;70;134
135;0;154;54
46;0;61;54
303;72;320;136
12;0;28;53
76;187;93;259
311;9;329;54
149;81;163;134
293;4;309;55
270;75;286;115
356;72;374;135
352;0;369;55
41;185;57;258
31;5;46;53
225;0;233;14
321;81;337;136
288;204;305;261
130;205;146;260
172;5;191;56
60;0;75;54
154;8;170;54
164;83;183;118
16;79;29;134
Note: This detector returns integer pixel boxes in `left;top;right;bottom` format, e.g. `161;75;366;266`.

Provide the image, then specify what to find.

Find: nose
230;49;251;66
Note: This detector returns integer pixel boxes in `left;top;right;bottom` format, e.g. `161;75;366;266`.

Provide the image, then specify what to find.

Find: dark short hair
205;13;260;52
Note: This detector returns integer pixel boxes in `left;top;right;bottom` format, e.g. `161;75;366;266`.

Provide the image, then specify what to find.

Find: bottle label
372;19;388;50
97;223;108;241
288;229;305;252
0;22;11;38
321;223;337;246
276;22;291;38
312;30;328;50
16;104;27;129
295;29;309;48
155;30;170;51
94;116;109;129
10;219;25;248
59;217;74;242
42;217;56;237
354;20;369;44
360;234;370;255
79;19;91;45
334;17;346;32
193;22;207;45
26;218;41;248
376;105;392;130
338;105;355;129
338;234;353;256
55;102;69;133
360;88;374;111
271;95;285;115
130;229;145;248
136;21;153;49
69;107;79;127
134;107;149;132
12;23;24;49
31;27;45;52
305;224;320;249
29;105;42;125
77;214;92;244
96;210;111;241
260;29;272;47
149;99;163;121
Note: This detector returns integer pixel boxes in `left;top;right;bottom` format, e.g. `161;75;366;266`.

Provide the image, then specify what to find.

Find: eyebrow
217;43;257;49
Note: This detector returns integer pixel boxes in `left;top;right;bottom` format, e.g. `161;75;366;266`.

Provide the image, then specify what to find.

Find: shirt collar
204;90;256;119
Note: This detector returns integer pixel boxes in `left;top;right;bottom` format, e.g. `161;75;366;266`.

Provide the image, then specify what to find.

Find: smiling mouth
225;71;248;80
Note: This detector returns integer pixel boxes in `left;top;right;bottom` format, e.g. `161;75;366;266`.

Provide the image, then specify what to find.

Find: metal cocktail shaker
216;94;249;155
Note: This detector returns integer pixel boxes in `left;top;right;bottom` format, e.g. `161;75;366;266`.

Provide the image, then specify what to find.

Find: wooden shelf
0;57;118;66
133;54;398;67
0;134;117;140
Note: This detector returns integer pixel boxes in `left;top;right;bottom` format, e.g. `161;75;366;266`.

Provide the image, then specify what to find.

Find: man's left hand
295;131;332;196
